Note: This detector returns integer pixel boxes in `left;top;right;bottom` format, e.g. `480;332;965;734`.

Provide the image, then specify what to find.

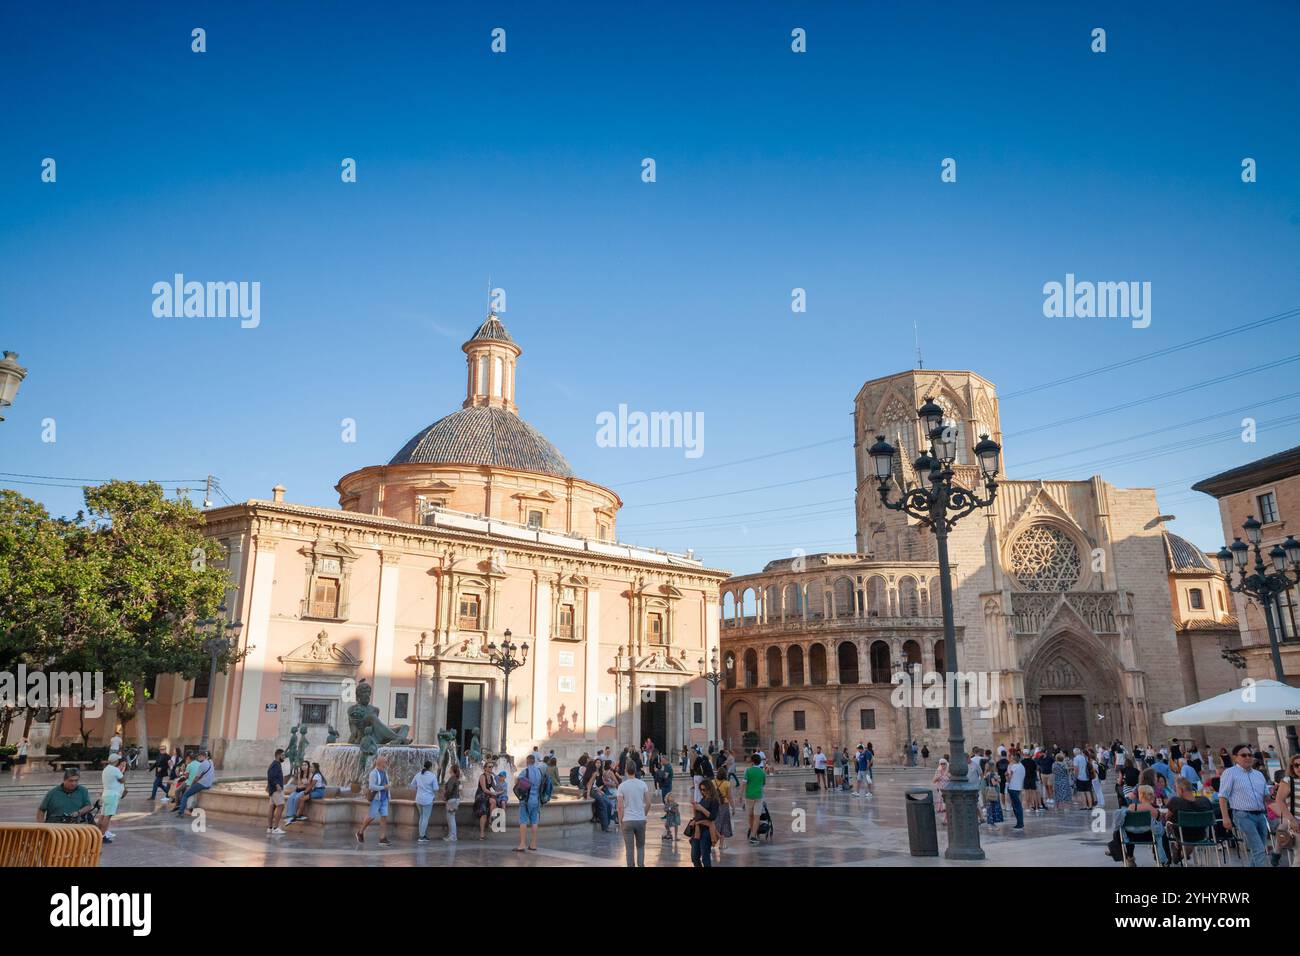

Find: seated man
38;769;94;824
1166;774;1213;863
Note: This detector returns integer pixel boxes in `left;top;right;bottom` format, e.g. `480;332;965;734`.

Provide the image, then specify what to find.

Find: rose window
1008;525;1081;592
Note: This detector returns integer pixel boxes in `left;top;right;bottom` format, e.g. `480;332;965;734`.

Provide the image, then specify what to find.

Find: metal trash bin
905;788;939;857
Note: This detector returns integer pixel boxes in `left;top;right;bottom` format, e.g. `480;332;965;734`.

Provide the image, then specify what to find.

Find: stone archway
1022;629;1127;750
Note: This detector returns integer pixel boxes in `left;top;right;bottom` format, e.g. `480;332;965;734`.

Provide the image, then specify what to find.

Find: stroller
756;801;774;842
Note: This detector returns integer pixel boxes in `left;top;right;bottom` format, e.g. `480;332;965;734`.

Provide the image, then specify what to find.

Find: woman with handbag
687;778;720;867
442;763;462;842
474;764;497;840
1272;754;1300;865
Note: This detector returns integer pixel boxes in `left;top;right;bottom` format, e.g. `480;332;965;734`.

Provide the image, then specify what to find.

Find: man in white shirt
99;753;125;843
109;731;123;756
616;768;651;866
1006;755;1026;829
812;747;828;789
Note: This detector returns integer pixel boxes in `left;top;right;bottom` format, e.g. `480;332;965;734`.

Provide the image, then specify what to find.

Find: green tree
75;481;234;754
0;491;98;743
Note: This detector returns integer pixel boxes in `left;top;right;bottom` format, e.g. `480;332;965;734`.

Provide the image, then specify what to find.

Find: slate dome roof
389;405;574;478
1163;531;1216;573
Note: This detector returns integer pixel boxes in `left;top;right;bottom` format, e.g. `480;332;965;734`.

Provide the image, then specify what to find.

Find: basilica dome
389;405;573;478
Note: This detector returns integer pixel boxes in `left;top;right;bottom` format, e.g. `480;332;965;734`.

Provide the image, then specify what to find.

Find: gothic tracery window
1008;525;1081;592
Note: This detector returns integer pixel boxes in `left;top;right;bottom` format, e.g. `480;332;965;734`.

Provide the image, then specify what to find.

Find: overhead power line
1000;306;1300;400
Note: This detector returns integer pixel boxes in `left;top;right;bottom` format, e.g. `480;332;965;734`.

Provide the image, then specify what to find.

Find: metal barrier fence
0;823;102;867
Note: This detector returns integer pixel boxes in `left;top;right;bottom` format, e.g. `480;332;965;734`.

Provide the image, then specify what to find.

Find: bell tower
462;312;521;414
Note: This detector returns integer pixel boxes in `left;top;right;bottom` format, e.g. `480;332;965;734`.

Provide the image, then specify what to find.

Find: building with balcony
720;369;1202;760
1193;444;1300;752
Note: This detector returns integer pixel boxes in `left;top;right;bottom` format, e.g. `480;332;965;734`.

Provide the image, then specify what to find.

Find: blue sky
2;1;1298;573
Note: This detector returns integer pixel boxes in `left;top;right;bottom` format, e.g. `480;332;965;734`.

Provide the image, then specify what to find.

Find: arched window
724;651;737;689
743;649;758;688
741;587;757;624
833;577;855;618
903;639;923;669
898;577;920;617
765;585;781;620
766;647;783;686
722;592;736;625
837;642;859;684
783;583;803;617
787;645;805;685
932;639;946;674
809;644;828;685
866;576;888;617
806;581;825;620
869;640;891;683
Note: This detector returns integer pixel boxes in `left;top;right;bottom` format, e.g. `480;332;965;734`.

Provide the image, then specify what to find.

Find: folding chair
1212;804;1242;863
1120;809;1160;866
1169;811;1217;867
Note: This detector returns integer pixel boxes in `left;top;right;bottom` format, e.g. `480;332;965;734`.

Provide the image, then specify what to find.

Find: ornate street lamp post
868;397;1002;861
487;629;528;755
895;657;916;766
1215;519;1300;756
698;649;731;750
198;608;243;751
0;351;27;422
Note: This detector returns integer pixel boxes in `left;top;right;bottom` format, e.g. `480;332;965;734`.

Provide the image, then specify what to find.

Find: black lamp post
198;608;243;751
868;397;1002;861
698;649;731;749
895;657;916;766
1214;519;1300;756
487;629;528;755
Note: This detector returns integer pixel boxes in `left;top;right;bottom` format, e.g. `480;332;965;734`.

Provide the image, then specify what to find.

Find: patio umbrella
1162;679;1300;727
1163;679;1300;759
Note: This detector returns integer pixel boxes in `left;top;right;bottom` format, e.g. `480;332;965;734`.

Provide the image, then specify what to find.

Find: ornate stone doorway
1023;630;1127;748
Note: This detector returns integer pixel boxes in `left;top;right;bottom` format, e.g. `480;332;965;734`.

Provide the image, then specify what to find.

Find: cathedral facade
719;369;1210;759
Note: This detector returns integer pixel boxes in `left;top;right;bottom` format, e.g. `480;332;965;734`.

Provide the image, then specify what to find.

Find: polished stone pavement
0;765;1218;867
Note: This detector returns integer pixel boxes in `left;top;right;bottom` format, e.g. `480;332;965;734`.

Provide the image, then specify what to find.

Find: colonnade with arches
720;568;945;628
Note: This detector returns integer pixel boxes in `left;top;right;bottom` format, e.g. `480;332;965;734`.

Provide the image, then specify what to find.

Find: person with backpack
514;752;545;852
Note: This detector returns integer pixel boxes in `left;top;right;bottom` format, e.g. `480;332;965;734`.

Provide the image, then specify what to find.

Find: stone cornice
202;500;730;586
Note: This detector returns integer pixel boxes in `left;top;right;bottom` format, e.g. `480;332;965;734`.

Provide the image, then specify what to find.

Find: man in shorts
266;747;286;834
854;745;874;799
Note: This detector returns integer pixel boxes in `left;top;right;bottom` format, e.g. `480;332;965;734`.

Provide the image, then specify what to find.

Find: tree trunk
132;678;149;759
0;707;12;746
78;707;91;748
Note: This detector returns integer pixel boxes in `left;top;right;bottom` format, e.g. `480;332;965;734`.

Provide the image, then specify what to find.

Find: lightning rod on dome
914;321;924;370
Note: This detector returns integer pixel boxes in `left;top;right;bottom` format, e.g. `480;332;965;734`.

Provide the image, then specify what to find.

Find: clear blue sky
2;1;1298;573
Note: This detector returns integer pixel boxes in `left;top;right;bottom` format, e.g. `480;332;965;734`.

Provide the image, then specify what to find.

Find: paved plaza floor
0;765;1235;867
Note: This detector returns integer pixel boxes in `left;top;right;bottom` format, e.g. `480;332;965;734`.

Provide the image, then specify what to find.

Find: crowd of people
925;737;1295;868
